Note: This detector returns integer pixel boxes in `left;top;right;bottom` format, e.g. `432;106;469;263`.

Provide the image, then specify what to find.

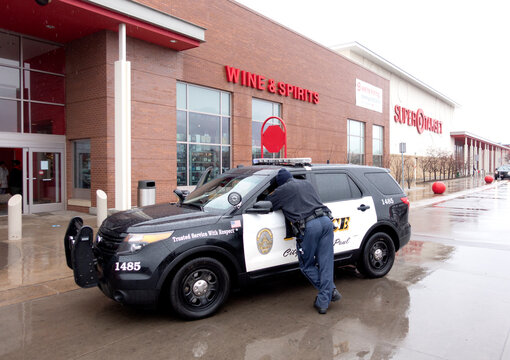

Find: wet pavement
406;174;495;204
0;212;97;307
0;179;509;359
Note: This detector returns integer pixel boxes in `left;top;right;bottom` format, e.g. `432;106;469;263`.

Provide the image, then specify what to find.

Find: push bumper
64;217;160;306
64;217;98;288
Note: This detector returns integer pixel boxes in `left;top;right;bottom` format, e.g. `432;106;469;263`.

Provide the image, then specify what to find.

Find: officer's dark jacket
267;178;330;223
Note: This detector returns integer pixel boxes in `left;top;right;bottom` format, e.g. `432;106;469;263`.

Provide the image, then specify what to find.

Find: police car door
242;173;308;272
313;172;377;253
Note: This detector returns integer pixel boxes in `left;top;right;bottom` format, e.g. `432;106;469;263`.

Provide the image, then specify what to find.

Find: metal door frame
0;133;66;214
27;147;65;214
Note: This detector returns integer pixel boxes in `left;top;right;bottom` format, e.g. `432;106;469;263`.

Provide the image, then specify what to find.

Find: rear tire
357;232;395;278
169;257;230;320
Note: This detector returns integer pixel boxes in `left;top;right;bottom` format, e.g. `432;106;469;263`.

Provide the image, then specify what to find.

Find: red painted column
464;137;468;175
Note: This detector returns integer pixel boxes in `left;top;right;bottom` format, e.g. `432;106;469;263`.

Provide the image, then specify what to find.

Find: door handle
357;204;370;212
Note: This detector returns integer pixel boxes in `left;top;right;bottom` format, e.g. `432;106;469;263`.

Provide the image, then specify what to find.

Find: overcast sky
236;0;510;145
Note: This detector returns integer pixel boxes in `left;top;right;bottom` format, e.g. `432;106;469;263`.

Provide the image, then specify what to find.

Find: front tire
357;232;395;278
169;257;230;320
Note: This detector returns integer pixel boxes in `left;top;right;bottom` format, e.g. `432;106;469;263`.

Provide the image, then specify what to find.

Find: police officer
267;168;341;314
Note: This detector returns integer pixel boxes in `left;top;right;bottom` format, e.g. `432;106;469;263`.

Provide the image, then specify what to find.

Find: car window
256;172;308;201
365;172;402;195
314;173;362;202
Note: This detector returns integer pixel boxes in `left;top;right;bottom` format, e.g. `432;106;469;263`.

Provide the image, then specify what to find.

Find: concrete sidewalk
406;176;504;207
0;211;97;307
0;177;507;307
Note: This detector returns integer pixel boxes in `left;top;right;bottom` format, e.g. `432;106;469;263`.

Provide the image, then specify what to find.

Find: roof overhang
0;0;205;51
332;42;457;108
450;131;510;150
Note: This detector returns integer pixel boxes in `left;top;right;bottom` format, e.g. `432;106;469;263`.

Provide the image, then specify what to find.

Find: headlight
117;231;174;254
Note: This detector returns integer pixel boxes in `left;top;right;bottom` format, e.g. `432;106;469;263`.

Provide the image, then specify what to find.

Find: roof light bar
252;158;312;166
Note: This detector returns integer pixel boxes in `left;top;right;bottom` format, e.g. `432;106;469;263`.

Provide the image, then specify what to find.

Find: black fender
156;244;242;291
360;220;401;252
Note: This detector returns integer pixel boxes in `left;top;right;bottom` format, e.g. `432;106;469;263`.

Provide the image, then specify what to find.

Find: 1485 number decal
114;262;141;271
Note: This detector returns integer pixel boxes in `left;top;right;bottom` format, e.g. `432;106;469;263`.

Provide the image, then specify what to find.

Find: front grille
96;227;125;255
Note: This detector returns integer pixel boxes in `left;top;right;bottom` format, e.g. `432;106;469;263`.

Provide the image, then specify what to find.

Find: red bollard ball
432;182;446;194
485;175;494;184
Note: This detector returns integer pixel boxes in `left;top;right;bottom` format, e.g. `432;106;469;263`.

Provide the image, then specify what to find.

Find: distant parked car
494;165;510;180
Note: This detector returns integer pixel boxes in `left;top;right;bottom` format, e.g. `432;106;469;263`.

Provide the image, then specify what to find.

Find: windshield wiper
181;202;203;210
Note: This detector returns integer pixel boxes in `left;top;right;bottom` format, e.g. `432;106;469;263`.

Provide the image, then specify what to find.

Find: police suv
65;158;411;320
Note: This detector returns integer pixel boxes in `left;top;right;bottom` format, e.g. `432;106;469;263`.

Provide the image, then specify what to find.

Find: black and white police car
65;158;411;320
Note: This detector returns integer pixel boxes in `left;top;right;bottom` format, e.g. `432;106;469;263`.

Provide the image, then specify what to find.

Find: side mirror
245;200;273;214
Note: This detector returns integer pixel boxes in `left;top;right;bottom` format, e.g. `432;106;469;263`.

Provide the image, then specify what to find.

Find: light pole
399;142;406;189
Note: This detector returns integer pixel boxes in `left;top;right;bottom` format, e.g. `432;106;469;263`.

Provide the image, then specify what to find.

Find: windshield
183;173;267;211
498;166;510;171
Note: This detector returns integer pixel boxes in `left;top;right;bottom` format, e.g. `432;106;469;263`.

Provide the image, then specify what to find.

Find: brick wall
66;0;390;209
66;31;111;209
139;0;389;168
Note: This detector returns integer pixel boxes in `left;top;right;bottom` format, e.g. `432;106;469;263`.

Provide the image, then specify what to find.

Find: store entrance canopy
0;0;205;50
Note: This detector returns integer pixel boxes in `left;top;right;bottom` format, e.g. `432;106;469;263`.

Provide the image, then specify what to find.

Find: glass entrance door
27;149;63;213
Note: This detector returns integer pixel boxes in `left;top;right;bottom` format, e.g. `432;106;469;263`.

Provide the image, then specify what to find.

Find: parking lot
0;179;509;360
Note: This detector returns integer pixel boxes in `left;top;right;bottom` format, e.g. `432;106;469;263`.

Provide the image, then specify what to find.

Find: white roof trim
82;0;206;42
331;42;457;108
450;131;510;149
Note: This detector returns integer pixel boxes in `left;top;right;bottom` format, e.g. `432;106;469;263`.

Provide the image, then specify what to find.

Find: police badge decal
256;228;273;255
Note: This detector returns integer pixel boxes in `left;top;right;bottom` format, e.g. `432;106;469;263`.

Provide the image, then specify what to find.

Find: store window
176;83;231;186
73;140;91;199
252;98;282;159
347;119;365;165
0;99;21;132
0;31;65;135
372;125;384;167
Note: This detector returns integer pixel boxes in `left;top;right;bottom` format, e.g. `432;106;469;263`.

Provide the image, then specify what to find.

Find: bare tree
403;157;415;189
426;148;441;180
382;155;391;170
438;150;449;180
390;155;402;185
454;156;465;177
418;156;431;182
447;154;458;178
427;148;456;180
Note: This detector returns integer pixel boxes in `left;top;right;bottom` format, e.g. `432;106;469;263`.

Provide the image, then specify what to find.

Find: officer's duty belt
303;210;331;224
